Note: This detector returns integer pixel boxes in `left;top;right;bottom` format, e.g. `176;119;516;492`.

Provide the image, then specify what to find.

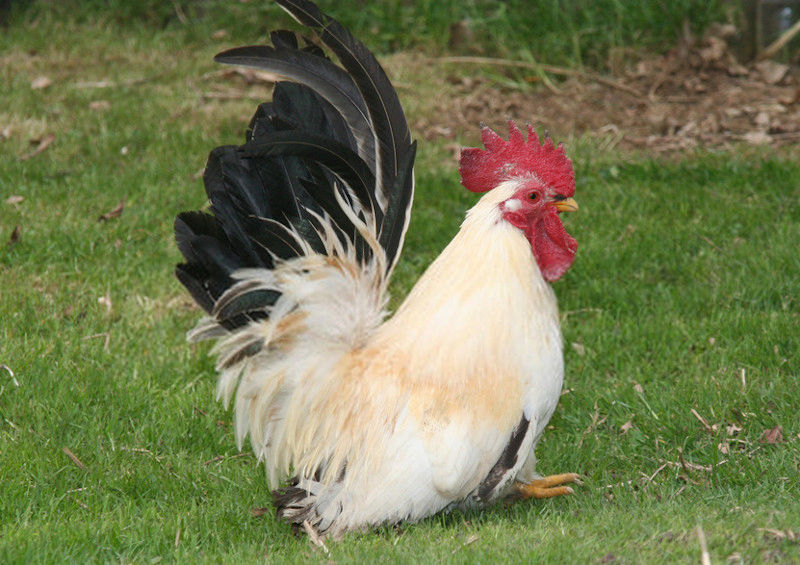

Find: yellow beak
554;197;579;213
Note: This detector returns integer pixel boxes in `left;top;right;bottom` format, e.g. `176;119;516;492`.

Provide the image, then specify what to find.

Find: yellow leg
516;473;580;499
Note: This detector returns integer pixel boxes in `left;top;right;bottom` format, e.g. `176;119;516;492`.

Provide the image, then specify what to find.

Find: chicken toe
516;473;580;499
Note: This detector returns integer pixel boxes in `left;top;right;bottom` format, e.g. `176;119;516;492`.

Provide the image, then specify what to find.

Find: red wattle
528;209;577;282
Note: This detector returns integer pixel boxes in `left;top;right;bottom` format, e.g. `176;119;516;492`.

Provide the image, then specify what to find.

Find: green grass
9;0;729;69
2;2;799;563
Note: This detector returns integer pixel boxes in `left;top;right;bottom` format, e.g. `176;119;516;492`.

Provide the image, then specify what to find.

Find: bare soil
403;25;800;153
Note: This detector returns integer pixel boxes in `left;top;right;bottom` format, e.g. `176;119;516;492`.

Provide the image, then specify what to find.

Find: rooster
175;0;580;537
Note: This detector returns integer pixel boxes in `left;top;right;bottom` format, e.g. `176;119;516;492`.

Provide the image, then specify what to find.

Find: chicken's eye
528;192;539;201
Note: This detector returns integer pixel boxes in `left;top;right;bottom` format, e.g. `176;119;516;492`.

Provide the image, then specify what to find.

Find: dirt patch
402;25;800;152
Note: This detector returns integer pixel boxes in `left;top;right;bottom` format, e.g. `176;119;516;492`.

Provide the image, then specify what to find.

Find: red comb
458;121;574;196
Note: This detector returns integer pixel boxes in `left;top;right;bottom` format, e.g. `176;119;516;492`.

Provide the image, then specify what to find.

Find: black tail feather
175;0;416;334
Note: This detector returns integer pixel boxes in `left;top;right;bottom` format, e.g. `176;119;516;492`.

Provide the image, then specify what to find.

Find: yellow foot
516;473;581;499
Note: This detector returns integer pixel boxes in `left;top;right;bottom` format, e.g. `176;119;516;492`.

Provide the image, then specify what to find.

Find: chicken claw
516;473;581;499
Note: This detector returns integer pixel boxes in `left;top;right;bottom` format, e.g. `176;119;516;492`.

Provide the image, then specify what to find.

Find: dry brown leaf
726;424;742;436
31;76;52;90
633;382;644;394
5;195;24;205
699;36;726;63
760;528;798;541
761;426;783;444
212;29;228;40
754;61;789;85
98;199;125;221
571;342;586;356
250;507;270;518
97;295;112;313
7;226;21;246
742;131;772;145
620;420;634;434
19;133;55;160
717;441;730;454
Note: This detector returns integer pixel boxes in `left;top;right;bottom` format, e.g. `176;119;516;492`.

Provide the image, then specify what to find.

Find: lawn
1;1;798;563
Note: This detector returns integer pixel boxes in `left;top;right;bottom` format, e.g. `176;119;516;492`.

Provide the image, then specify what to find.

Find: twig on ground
63;447;87;470
699;235;723;253
19;134;55;160
691;408;713;433
202;452;250;466
82;332;110;350
645;462;668;484
452;534;479;554
439;56;645;97
561;307;603;320
1;364;19;387
697;524;712;565
119;446;162;460
757;18;800;61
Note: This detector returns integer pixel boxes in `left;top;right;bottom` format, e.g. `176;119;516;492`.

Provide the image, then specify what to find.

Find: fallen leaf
571;342;586;356
98;199;125;221
97;294;113;313
250;507;270;518
5;195;24;205
726;424;742;436
742;131;771;145
760;528;798;541
1;126;11;140
7;225;20;246
620;420;634;434
754;60;789;85
699;36;726;63
754;111;770;129
212;29;228;40
761;426;783;444
633;382;644;394
31;76;52;90
717;441;730;454
89;100;111;111
19;133;55;160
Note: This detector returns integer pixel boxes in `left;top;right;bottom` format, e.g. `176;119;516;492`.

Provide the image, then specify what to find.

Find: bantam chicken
175;0;579;537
